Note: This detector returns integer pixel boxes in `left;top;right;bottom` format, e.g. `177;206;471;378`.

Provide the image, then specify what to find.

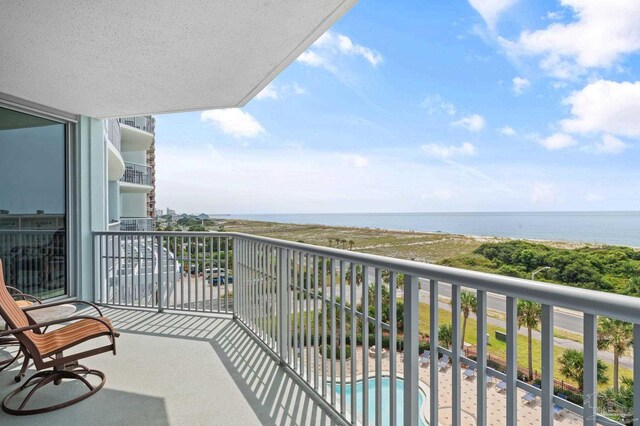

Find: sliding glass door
0;106;68;299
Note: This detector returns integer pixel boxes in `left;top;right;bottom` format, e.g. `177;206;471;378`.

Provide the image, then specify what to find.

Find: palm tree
558;349;608;391
598;317;633;392
438;323;453;349
517;299;541;381
348;240;355;250
460;291;477;349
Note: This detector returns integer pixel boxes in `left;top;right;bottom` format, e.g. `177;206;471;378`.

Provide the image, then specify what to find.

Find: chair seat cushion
32;317;116;357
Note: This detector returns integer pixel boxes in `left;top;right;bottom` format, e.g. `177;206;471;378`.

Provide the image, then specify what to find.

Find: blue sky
155;0;640;214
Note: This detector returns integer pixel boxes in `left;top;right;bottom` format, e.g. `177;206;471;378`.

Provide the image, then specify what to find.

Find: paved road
418;279;584;334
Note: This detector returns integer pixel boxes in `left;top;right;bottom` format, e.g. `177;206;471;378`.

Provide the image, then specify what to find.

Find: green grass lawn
416;303;631;390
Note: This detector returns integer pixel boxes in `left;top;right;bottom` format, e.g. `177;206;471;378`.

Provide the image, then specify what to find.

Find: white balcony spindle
451;284;461;426
375;268;383;424
583;313;597;426
403;274;419;426
541;304;554;426
430;279;439;426
476;290;487;426
362;264;369;426
389;271;398;426
506;296;518;425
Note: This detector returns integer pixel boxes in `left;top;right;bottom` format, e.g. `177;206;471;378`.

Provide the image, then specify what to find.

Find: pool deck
319;347;582;425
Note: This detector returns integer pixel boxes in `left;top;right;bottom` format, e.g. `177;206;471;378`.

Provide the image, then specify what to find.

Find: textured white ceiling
0;1;356;118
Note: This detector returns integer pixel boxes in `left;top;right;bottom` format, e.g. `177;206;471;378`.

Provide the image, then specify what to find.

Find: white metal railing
119;217;152;232
93;231;640;425
118;116;153;133
121;161;152;186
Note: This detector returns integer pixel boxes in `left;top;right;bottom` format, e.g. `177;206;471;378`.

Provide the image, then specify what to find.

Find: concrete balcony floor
0;307;339;425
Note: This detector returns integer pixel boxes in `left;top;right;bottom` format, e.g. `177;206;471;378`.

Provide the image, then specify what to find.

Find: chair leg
2;365;106;416
14;352;30;383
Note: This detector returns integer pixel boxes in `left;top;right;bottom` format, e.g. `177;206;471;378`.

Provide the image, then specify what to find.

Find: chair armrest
22;300;103;316
0;315;118;339
6;286;43;304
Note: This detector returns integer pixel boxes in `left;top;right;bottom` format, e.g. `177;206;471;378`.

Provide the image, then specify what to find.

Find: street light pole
531;266;551;280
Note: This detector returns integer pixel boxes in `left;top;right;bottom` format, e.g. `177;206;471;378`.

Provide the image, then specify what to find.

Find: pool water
336;377;428;426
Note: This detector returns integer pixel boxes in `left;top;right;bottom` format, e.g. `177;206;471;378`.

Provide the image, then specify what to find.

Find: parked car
211;273;233;285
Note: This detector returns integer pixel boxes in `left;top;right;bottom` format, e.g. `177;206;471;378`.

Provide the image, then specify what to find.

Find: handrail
93;230;640;323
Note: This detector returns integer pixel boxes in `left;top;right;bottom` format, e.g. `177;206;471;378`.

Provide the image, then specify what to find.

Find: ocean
223;211;640;247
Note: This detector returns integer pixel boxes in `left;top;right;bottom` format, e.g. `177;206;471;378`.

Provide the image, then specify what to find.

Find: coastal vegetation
441;240;640;295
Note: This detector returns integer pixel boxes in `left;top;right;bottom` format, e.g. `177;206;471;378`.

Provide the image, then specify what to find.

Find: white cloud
292;83;307;96
255;83;278;100
585;192;604;202
545;11;563;21
467;0;518;30
501;0;640;78
200;109;265;138
296;31;382;74
560;80;640;137
452;114;486;132
419;95;457;116
421;142;476;159
594;134;628;154
512;77;530;95
500;126;517;136
297;50;326;67
539;133;577;150
342;154;370;168
254;82;307;101
530;182;559;204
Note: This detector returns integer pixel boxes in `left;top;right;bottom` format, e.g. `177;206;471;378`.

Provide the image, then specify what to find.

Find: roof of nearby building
0;1;357;118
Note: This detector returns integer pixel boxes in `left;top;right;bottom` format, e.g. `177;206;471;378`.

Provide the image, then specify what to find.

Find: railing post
583;313;597;426
506;296;518;425
277;247;289;363
157;235;164;313
232;237;237;317
541;304;554;426
634;324;640;426
429;279;439;426
403;274;419;426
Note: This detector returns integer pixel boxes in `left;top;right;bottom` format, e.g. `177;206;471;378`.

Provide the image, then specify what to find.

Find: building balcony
119;217;153;231
12;230;625;425
120;161;153;191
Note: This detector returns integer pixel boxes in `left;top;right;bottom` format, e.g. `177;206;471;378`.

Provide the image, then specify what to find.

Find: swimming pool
336;377;429;426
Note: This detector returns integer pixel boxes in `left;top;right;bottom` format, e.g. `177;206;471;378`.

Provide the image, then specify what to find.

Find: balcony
119;217;153;231
120;161;152;189
46;230;635;425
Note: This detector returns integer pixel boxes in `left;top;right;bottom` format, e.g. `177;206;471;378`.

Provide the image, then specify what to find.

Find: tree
622;276;640;297
348;240;355;250
438;323;453;349
598;317;633;392
558;349;608;391
460;291;477;349
517;299;541;381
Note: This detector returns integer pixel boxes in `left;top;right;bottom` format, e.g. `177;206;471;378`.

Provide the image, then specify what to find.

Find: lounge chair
463;367;476;380
419;350;430;367
438;354;450;371
553;393;568;418
0;260;119;415
495;380;507;392
521;391;538;405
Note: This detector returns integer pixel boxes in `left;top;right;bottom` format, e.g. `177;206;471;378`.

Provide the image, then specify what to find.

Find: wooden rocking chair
0;260;119;415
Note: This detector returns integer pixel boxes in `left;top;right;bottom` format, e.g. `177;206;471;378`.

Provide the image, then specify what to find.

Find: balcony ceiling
0;0;357;119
